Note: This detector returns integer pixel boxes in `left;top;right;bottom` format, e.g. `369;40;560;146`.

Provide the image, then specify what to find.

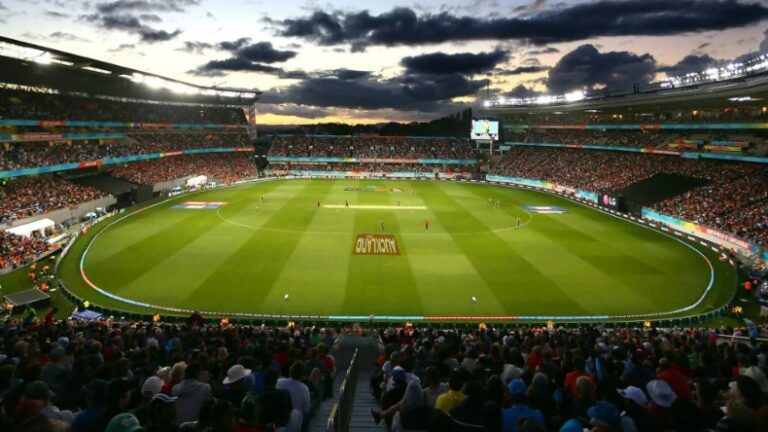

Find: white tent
186;175;207;188
6;218;55;237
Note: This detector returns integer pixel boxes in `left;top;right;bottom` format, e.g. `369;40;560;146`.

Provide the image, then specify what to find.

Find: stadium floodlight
82;66;111;74
32;52;52;65
483;100;491;107
564;90;586;102
130;73;146;84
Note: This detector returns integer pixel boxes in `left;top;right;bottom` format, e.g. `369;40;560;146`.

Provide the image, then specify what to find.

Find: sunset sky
2;0;768;124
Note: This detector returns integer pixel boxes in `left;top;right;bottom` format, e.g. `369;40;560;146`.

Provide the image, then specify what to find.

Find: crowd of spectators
0;231;53;270
267;162;470;174
0;133;251;172
0;89;247;124
489;147;768;248
506;130;670;149
110;153;256;186
268;135;475;160
504;107;768;126
0;176;107;224
368;323;768;431
506;130;762;153
1;316;767;432
0;314;340;432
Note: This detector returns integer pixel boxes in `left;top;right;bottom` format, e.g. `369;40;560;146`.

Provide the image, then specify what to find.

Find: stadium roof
0;36;261;107
483;55;768;117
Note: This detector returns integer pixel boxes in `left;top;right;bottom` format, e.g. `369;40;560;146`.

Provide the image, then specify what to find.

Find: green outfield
57;179;737;321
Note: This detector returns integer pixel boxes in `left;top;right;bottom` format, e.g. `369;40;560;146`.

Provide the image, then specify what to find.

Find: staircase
309;335;381;432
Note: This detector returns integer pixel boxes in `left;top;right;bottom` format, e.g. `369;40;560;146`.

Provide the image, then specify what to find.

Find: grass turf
52;179;736;321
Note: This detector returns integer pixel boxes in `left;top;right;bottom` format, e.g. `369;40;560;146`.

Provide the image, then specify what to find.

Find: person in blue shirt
502;379;544;432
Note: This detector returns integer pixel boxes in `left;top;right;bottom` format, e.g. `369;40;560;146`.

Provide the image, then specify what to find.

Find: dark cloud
657;54;723;76
401;50;509;75
178;38;252;54
108;43;136;52
192;58;284;76
96;0;200;14
45;10;70;18
139;28;181;42
49;31;91;42
139;13;162;23
190;41;298;76
316;69;372;80
528;47;559;55
178;41;215;53
237;42;297;63
502;84;542;99
260;72;486;112
257;103;332;119
513;0;547;13
218;37;251;51
83;13;182;43
547;44;657;93
276;2;768;49
496;65;550;76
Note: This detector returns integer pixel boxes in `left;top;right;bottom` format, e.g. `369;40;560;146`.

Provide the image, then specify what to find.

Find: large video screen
471;119;499;140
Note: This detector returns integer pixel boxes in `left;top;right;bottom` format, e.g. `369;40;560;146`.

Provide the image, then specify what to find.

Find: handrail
326;348;359;432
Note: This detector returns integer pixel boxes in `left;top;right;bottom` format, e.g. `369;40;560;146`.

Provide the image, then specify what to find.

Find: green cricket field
57;179;737;321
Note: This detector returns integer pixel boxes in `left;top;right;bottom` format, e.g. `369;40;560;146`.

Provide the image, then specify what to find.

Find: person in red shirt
44;308;57;325
424;219;430;231
656;358;692;400
564;357;595;396
526;345;543;370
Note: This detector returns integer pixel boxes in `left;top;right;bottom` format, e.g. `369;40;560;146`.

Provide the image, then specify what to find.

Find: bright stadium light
564;90;586;102
82;66;111;74
32;52;52;65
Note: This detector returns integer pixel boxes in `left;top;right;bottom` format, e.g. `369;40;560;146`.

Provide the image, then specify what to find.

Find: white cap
618;386;648;406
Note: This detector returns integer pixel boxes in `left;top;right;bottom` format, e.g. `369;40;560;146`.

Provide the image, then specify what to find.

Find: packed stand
0;133;251;172
489;147;768;247
0;231;54;270
0;176;107;223
0;88;247;124
508;129;763;153
110;153;256;185
368;324;768;431
0;313;342;432
268;135;475;160
505;107;768;125
268;162;469;174
508;130;669;149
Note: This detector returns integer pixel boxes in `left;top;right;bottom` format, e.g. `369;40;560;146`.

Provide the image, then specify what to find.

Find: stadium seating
0;176;107;224
366;324;768;431
0;88;247;124
0;231;53;270
506;129;766;154
0;317;765;431
268;135;475;159
110;153;257;186
489;147;768;248
0;133;250;172
268;162;466;173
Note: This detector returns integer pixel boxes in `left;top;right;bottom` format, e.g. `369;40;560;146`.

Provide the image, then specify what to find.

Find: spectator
145;393;179;432
275;361;311;419
172;362;212;425
256;368;291;429
435;370;466;414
